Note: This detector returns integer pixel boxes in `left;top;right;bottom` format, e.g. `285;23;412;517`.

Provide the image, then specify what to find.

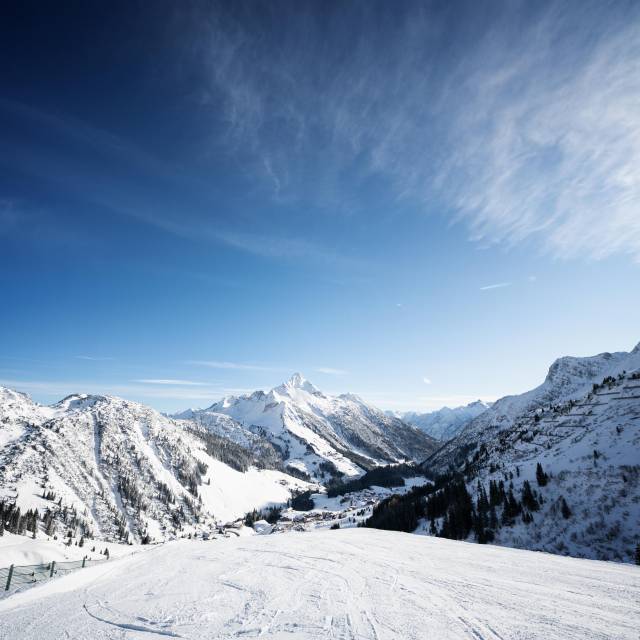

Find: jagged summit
543;342;640;386
287;372;306;387
189;375;437;481
275;372;320;396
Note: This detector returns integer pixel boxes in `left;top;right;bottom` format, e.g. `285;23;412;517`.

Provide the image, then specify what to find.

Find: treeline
289;490;314;511
188;428;282;473
364;462;569;544
327;463;421;498
0;500;94;540
244;505;282;527
364;483;434;532
0;502;39;537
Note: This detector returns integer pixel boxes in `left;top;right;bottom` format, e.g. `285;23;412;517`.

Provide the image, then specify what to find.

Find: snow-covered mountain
429;343;640;469
401;400;490;441
421;342;640;561
0;389;309;543
181;373;437;481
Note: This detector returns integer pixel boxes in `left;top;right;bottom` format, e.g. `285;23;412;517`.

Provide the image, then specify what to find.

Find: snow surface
0;532;131;569
0;528;637;639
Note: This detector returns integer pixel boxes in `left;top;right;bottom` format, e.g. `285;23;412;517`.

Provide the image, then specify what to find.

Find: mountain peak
287;372;307;388
279;373;320;394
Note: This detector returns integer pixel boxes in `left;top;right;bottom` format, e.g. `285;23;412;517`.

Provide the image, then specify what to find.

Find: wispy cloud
195;3;640;261
132;379;210;386
0;98;360;270
316;367;348;376
215;230;361;268
423;377;432;385
0;97;188;185
479;282;511;291
187;360;283;372
75;355;115;361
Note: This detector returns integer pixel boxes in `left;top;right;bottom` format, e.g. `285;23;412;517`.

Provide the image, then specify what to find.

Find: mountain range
399;400;491;441
1;343;638;562
0;374;434;544
178;373;437;481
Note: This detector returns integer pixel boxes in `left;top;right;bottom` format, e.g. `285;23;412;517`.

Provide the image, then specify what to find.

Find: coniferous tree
501;489;521;526
489;506;498;530
560;497;572;519
635;543;640;566
521;480;540;511
536;462;548;487
521;510;533;524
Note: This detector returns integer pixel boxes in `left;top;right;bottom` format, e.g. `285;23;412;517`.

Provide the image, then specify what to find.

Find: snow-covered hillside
402;400;490;440
420;343;640;561
0;388;310;544
437;344;640;453
1;529;637;639
182;373;437;481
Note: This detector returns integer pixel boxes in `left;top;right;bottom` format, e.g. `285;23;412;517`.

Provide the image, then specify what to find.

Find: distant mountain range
1;343;638;562
176;373;437;481
0;374;435;543
397;400;491;441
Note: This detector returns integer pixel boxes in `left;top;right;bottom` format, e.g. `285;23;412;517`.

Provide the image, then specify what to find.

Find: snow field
0;528;637;639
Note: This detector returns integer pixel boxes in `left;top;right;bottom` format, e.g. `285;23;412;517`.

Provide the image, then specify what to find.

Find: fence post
82;556;86;568
5;565;13;591
49;561;56;578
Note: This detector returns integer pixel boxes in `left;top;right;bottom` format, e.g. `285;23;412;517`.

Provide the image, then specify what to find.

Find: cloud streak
132;379;210;386
479;282;511;291
187;360;283;372
196;2;640;262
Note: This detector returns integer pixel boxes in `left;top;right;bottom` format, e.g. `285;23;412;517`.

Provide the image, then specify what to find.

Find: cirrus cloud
195;1;640;262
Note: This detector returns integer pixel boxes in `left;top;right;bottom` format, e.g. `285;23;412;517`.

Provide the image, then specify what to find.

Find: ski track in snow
0;529;638;640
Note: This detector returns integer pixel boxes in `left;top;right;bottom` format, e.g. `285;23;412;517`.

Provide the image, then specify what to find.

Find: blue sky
1;0;639;412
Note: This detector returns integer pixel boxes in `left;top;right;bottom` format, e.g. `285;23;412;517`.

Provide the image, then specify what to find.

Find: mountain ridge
188;373;438;481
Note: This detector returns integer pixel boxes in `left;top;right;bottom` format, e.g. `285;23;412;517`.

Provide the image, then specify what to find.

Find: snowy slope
0;528;637;639
422;342;640;561
190;373;437;481
402;400;490;440
0;531;134;568
443;343;640;453
0;388;310;543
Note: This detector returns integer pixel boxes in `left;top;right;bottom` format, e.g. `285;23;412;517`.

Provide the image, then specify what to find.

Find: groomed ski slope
1;529;638;639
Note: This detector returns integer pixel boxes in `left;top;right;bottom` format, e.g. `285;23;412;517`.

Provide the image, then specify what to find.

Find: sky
1;0;639;413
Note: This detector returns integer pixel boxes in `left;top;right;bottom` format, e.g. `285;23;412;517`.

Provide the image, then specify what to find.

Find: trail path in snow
0;529;638;639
